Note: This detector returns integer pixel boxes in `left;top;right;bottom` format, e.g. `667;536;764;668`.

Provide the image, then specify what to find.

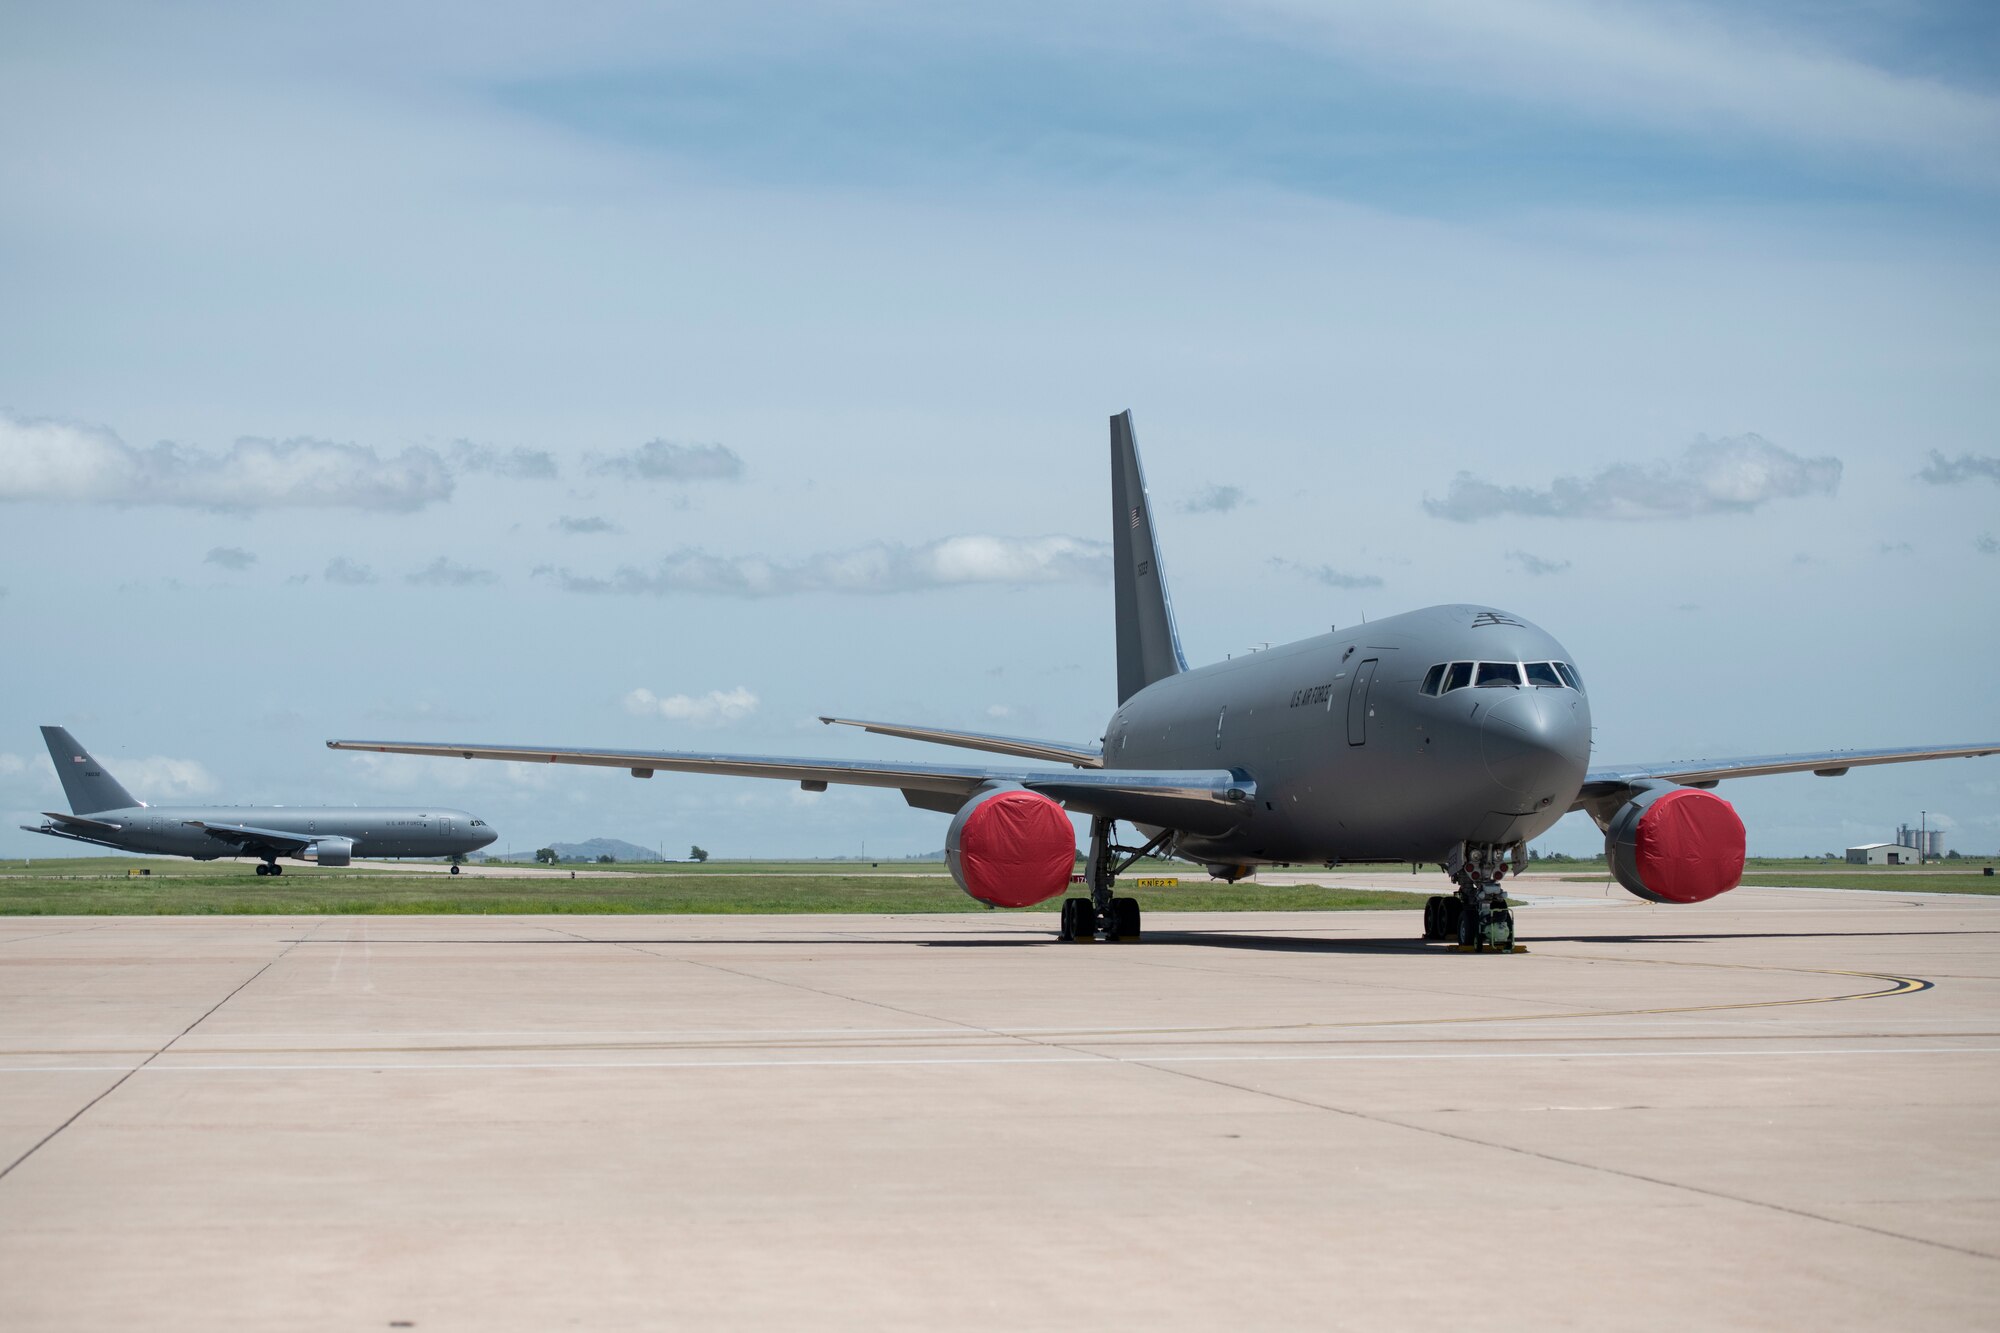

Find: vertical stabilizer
40;726;140;813
1110;411;1189;703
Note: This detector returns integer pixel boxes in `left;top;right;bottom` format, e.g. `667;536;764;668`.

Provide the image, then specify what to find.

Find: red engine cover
1608;785;1746;904
946;787;1078;908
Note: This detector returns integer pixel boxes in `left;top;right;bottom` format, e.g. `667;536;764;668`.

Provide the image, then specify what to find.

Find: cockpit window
470;819;486;827
1428;659;1581;695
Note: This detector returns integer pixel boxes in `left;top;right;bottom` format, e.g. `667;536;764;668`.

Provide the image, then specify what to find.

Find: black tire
1058;898;1090;941
450;865;460;875
1422;897;1441;940
1109;897;1141;941
271;864;283;876
1455;897;1476;948
254;864;268;877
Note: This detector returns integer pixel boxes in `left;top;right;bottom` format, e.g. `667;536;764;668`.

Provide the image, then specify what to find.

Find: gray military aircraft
330;413;1998;949
25;726;498;874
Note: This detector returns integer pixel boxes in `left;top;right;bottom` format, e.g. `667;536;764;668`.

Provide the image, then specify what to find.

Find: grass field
0;857;1422;916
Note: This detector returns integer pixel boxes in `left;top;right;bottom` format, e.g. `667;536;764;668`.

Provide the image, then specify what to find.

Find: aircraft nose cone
1482;690;1590;796
477;827;499;847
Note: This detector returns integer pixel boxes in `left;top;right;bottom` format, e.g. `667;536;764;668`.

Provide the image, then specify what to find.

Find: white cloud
1918;452;2000;486
624;686;759;727
1425;434;1841;522
1183;483;1247;514
1269;556;1383;590
556;515;616;534
405;557;500;587
1508;550;1570;576
204;546;256;570
116;757;221;801
0;411;454;511
547;534;1109;597
450;440;557;479
591;440;745;482
325;557;378;585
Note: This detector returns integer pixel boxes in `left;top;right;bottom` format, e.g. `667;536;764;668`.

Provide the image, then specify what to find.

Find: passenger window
1421;664;1446;696
1444;661;1473;693
1556;662;1584;691
1476;661;1522;687
1524;662;1563;688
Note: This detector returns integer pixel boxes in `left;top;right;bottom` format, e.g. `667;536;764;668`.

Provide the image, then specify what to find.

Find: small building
1847;842;1921;866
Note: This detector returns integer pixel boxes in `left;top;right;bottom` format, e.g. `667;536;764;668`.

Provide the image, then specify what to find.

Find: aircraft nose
477;826;499;847
1482;690;1590;797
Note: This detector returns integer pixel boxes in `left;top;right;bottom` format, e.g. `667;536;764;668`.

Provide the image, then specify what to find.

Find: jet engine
306;836;354;868
1604;783;1745;904
945;785;1078;908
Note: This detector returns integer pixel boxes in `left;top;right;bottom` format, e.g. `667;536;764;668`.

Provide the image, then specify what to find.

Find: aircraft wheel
1108;896;1141;941
254;864;269;876
270;864;283;876
1422;896;1442;940
1058;898;1092;942
450;864;461;875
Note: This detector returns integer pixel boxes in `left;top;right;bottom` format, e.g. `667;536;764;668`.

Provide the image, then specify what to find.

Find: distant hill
491;838;663;863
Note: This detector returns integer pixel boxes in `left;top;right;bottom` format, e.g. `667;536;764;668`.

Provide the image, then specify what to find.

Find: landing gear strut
1423;845;1517;952
1057;818;1165;942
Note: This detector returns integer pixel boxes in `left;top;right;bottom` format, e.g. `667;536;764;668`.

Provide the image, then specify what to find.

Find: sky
3;0;1997;862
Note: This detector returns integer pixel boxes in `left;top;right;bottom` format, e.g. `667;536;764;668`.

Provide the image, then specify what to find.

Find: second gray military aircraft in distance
332;412;1998;950
25;726;499;874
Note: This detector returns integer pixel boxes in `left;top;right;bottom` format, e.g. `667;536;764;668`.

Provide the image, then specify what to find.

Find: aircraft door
1346;658;1380;746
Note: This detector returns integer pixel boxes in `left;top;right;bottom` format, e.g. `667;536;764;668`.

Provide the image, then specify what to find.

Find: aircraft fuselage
41;806;496;860
1106;603;1591;866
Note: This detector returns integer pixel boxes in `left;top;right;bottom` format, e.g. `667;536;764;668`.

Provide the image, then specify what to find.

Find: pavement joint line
1113;1053;2000;1266
4;1044;1997;1074
525;923;1051;1057
0;917;328;1185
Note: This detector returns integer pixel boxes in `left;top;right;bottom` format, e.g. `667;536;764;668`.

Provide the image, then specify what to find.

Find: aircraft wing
817;716;1104;768
184;820;317;856
326;739;1254;833
1577;741;2000;806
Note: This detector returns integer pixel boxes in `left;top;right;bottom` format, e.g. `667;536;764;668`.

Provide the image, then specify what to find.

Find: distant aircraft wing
184;820;317;856
1577;741;2000;807
327;739;1254;834
817;716;1104;768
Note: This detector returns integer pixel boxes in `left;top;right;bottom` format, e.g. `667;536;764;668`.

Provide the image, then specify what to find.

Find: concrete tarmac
2;881;1997;1330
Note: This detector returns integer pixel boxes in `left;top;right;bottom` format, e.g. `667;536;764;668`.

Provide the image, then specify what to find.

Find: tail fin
1110;411;1188;703
40;726;140;813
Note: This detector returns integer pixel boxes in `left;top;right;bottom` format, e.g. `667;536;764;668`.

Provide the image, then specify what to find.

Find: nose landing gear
1423;844;1520;952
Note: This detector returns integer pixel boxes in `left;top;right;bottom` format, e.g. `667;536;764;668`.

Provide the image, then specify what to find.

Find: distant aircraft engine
307;836;354;868
1604;784;1745;904
945;785;1078;908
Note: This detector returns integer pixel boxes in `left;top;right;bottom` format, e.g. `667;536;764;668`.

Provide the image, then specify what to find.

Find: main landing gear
254;859;284;877
1057;818;1167;943
1421;844;1518;953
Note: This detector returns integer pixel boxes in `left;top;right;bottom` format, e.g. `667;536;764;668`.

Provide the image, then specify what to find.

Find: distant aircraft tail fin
39;726;139;814
1110;411;1188;704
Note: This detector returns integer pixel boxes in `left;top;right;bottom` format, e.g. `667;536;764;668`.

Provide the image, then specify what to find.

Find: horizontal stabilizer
41;811;124;832
818;716;1103;768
